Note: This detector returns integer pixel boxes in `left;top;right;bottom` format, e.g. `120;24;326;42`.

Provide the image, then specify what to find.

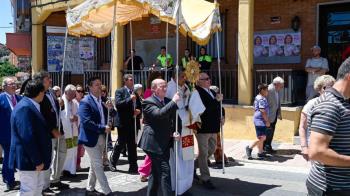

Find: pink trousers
138;155;152;177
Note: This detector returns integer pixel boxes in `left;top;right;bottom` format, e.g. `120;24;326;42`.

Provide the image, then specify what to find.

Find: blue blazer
9;97;52;171
0;93;22;145
78;94;107;148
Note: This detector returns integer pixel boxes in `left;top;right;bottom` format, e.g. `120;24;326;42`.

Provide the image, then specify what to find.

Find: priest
61;85;79;176
167;68;205;195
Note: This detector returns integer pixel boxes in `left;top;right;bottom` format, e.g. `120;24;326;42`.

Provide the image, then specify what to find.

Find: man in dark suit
110;74;141;173
138;78;180;196
9;79;52;195
195;72;223;189
78;77;113;195
0;77;21;191
33;71;68;193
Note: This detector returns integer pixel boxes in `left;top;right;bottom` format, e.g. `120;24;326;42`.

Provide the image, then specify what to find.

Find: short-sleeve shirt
125;55;144;70
307;88;350;191
301;97;319;144
253;94;269;127
305;57;329;86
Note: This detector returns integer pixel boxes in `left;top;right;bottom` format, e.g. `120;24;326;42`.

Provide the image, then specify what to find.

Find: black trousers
145;150;173;196
110;127;137;168
306;180;350;196
264;115;277;149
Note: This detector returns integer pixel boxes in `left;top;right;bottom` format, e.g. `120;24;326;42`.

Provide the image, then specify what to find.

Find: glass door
319;3;350;77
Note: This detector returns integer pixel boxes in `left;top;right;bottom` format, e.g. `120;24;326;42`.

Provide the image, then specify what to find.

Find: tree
0;61;20;78
0;44;10;58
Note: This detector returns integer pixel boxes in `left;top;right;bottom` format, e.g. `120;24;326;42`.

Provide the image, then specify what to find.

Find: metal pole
175;0;180;195
214;1;225;174
106;1;117;156
165;22;169;81
56;5;70;176
130;21;138;144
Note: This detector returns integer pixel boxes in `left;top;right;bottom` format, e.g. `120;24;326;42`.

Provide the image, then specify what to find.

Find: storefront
30;0;350;142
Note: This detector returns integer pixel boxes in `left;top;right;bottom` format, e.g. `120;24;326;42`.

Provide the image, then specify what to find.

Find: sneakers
42;188;56;196
245;146;253;160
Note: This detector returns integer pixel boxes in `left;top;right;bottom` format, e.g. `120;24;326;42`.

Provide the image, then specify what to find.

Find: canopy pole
165;22;169;81
130;20;138;144
214;0;225;174
106;0;117;158
175;0;181;195
56;3;70;177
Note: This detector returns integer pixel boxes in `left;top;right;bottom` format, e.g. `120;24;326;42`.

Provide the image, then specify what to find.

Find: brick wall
253;0;344;70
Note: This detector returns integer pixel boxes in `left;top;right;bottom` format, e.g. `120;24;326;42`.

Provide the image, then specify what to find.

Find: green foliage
0;44;10;58
0;61;20;78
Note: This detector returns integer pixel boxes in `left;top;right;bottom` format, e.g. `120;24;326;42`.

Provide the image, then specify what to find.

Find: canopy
66;0;221;45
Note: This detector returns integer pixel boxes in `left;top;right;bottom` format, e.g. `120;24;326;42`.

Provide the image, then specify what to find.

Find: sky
0;0;14;44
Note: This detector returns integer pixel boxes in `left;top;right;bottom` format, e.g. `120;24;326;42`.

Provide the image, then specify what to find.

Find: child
246;83;270;160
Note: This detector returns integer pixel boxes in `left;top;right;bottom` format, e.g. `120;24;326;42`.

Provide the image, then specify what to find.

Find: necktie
160;100;165;106
11;95;16;107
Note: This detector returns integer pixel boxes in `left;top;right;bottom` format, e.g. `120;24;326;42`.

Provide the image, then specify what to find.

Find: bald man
138;79;180;196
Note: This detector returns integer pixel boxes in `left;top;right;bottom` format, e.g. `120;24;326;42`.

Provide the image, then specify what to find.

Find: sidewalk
209;139;310;172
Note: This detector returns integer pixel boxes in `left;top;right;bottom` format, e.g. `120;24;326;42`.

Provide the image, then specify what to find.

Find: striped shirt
307;88;350;191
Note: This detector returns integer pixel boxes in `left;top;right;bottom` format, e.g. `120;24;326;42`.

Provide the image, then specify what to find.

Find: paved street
0;140;309;196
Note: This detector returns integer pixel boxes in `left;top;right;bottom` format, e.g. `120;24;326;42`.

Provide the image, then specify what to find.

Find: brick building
28;0;350;142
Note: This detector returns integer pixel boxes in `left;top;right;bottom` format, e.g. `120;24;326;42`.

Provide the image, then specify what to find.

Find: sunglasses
199;77;210;81
77;90;84;93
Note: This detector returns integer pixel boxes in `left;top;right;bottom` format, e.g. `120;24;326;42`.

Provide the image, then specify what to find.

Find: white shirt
4;92;16;110
91;94;105;126
29;98;41;112
305;57;329;86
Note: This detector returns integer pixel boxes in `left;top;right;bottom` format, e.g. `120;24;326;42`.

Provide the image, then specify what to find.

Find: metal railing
82;69;238;104
83;70;110;90
254;69;306;106
49;71;72;88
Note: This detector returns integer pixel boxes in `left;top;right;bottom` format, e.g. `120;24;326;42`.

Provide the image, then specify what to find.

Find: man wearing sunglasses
194;72;223;189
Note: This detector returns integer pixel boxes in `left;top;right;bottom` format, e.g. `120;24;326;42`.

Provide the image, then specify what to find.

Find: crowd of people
125;46;213;72
0;66;228;196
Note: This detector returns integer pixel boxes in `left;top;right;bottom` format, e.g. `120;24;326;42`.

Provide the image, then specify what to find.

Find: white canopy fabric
66;0;221;45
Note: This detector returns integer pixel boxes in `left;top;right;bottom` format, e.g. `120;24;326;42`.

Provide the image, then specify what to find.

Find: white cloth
305;57;329;86
61;95;79;174
166;82;205;194
18;170;46;196
302;97;319;144
84;135;112;194
50;136;67;183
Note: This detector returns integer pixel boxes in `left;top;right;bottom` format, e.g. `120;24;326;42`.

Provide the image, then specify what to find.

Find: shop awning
6;32;31;56
66;0;221;45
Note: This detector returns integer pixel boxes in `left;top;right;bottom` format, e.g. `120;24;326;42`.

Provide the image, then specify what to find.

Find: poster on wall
47;35;96;74
253;30;301;64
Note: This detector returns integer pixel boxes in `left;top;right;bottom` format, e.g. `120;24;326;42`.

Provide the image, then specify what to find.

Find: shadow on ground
189;177;281;196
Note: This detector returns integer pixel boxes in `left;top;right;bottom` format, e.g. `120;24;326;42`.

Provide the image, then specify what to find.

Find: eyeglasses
199;77;210;81
77;90;84;93
6;83;16;86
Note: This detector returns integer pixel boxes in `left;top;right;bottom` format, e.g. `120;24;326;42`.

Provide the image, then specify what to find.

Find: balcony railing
82;69;237;103
83;70;111;90
254;69;306;106
49;71;72;88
